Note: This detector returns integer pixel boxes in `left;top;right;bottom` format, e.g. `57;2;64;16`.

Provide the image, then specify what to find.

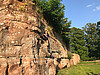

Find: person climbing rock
47;31;49;38
33;0;36;4
42;30;49;41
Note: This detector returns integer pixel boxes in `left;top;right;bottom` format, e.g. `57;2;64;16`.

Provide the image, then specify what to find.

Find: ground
57;61;100;75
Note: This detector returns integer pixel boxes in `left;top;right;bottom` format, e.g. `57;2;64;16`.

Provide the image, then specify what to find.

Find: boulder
58;59;70;69
72;54;80;65
70;59;74;66
66;59;71;68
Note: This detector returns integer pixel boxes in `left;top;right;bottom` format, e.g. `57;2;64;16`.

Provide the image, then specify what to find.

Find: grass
57;61;100;75
78;61;100;64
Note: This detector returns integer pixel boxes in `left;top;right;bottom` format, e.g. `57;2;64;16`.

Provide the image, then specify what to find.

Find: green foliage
36;0;71;49
82;23;99;59
36;0;65;33
61;19;71;50
97;21;100;59
69;22;100;60
81;57;96;61
69;27;88;60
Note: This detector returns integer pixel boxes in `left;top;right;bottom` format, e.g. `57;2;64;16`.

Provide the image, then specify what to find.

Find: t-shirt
47;33;49;37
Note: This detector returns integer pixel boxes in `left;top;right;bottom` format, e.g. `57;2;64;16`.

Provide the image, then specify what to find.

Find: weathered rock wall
58;54;80;69
0;0;69;75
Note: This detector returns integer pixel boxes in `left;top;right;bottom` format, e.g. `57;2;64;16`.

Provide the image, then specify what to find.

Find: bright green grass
78;61;100;64
57;62;100;75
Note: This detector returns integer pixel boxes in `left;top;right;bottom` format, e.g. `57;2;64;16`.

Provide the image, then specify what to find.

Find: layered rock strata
58;54;80;69
0;0;69;75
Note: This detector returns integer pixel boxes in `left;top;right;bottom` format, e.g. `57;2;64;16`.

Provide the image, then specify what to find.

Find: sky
61;0;100;29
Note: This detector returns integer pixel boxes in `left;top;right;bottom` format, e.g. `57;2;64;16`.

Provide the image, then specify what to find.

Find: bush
67;51;72;60
81;56;96;61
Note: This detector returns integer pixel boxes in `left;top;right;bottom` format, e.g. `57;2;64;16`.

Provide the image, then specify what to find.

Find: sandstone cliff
0;0;69;75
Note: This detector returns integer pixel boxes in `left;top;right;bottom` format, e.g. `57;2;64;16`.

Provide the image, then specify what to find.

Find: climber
33;0;36;4
47;32;49;38
18;0;23;2
42;30;49;41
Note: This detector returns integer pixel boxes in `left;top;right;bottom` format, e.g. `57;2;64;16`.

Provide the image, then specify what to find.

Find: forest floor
57;61;100;75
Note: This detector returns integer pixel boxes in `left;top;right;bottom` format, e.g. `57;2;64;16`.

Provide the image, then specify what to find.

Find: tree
36;0;65;34
82;23;99;59
36;0;71;48
97;21;100;59
61;18;71;50
69;27;88;60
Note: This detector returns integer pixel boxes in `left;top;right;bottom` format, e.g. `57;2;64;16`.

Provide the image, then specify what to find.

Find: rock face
71;54;80;65
0;0;69;75
58;59;70;69
58;54;80;69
